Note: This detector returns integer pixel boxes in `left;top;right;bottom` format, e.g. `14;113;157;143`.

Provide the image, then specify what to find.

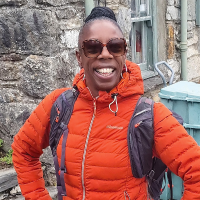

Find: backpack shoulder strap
127;96;154;178
128;97;174;199
49;87;79;199
49;87;79;156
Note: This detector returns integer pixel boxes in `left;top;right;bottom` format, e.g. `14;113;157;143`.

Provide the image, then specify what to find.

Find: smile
95;68;115;77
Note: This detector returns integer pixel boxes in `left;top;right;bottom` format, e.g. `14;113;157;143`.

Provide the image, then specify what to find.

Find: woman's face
76;19;126;98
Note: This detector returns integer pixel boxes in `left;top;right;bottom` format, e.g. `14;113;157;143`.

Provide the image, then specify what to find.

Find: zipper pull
135;121;142;128
93;100;96;116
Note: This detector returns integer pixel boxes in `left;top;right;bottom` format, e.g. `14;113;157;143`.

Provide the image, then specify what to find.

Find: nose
98;46;113;59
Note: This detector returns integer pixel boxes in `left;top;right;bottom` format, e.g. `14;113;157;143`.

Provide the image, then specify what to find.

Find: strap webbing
167;169;173;200
53;155;62;200
60;128;68;196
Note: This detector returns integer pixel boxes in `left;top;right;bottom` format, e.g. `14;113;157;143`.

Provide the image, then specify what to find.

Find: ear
76;51;82;68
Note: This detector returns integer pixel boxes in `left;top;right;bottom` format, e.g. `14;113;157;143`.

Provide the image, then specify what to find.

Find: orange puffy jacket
12;60;200;200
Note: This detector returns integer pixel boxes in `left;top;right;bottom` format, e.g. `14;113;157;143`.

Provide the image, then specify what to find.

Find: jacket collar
73;60;144;102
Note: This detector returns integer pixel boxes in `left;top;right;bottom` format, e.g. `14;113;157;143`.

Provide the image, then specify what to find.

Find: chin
98;84;117;93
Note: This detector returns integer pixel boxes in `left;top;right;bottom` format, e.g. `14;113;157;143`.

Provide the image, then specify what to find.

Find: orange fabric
12;60;200;200
153;102;200;199
12;88;67;200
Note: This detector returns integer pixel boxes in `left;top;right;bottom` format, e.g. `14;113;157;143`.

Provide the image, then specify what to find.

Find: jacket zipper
81;98;97;200
124;191;131;200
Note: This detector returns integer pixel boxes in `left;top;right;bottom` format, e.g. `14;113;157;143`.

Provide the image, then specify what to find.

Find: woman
12;6;200;200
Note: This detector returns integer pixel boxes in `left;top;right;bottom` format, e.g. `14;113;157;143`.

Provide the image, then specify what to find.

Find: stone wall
0;0;85;153
0;0;131;186
166;0;200;82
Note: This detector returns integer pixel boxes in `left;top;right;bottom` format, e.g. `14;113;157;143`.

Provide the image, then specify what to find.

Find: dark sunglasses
81;38;127;58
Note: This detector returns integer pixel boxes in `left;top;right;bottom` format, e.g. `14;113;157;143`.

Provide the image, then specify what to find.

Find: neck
87;87;99;99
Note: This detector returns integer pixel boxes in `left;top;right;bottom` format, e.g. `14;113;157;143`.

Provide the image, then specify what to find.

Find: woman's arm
12;88;67;200
153;102;200;199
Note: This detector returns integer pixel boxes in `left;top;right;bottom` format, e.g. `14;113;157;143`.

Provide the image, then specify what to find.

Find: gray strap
53;155;63;200
60;128;68;196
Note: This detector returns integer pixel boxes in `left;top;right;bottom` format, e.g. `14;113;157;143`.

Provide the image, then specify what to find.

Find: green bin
159;81;200;125
159;81;200;200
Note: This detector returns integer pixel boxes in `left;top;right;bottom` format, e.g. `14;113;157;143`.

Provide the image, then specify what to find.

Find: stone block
0;9;58;56
119;0;131;7
0;0;27;7
60;30;79;48
54;50;79;88
42;161;57;186
35;0;81;6
0;62;21;81
117;6;131;42
59;18;83;30
197;28;200;53
143;76;163;93
187;21;195;32
20;55;55;98
0;168;18;193
0;89;22;103
167;0;174;6
3;186;57;200
56;7;76;19
0;102;37;151
166;59;181;82
0;53;24;61
166;6;180;21
188;55;200;81
10;185;21;196
187;31;194;40
187;45;198;58
174;0;180;8
187;0;196;21
40;147;54;165
188;32;198;46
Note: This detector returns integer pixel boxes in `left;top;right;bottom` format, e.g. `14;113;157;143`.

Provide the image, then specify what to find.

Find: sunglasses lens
82;38;126;58
107;39;126;56
83;40;102;58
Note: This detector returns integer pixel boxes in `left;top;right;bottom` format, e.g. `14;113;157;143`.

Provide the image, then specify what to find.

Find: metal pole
152;0;158;65
180;0;188;81
85;0;95;17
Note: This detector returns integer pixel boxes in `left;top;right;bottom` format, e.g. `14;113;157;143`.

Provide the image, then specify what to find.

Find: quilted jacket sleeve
153;102;200;200
12;88;67;200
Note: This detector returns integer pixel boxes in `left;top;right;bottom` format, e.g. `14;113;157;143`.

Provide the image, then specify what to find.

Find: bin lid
159;81;200;102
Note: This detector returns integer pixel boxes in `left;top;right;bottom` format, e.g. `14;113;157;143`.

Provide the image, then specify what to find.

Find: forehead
81;19;123;42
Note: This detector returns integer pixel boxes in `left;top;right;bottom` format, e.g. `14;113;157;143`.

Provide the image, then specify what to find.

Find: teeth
96;68;113;74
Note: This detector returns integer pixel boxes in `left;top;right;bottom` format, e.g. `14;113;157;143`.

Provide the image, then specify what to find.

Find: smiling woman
12;5;200;200
76;21;127;97
76;8;127;97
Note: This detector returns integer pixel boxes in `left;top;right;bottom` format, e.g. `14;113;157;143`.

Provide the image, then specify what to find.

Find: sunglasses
81;38;127;58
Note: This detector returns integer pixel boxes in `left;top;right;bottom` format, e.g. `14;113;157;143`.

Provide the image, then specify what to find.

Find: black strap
162;175;167;193
167;169;173;200
50;87;79;199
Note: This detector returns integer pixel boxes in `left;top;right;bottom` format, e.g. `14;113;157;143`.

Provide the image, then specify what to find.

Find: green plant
0;139;3;148
0;149;13;165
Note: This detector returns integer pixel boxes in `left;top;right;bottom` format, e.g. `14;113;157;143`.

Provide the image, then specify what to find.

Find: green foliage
0;139;3;148
0;139;13;165
0;149;13;165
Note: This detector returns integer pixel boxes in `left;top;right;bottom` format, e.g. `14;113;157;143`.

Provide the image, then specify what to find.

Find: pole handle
154;61;174;87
